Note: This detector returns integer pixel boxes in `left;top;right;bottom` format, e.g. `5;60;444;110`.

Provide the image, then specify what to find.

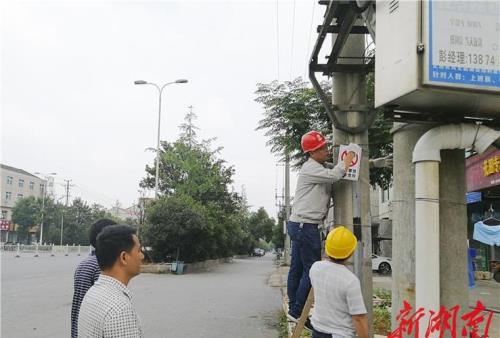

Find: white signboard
426;0;500;90
338;144;362;181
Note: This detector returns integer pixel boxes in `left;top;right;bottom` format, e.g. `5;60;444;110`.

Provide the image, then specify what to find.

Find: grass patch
373;288;392;335
277;311;311;338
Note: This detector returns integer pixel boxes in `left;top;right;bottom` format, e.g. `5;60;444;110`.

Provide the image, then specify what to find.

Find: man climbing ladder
286;130;354;326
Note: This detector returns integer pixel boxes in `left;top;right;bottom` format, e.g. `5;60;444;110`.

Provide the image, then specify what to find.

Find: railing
0;244;92;257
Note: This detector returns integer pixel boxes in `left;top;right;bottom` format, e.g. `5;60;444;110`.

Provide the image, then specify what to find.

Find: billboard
466;148;500;192
426;0;500;91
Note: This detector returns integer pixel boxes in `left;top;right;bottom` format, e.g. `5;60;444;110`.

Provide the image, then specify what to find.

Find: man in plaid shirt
71;218;116;338
78;224;144;337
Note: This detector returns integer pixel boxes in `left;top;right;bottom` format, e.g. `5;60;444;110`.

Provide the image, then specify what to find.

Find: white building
371;185;393;258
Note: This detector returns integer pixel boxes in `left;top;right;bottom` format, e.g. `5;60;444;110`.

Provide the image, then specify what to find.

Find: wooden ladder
290;289;314;338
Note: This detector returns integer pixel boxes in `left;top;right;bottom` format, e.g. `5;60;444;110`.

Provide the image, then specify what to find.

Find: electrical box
375;0;500;118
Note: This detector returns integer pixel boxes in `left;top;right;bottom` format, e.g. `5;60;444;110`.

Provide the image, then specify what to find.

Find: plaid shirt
78;275;143;338
71;252;100;338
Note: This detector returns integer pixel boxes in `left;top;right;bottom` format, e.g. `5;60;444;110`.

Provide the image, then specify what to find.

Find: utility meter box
375;0;500;118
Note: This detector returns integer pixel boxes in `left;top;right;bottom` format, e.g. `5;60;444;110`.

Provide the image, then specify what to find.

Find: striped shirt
71;252;100;338
78;274;143;338
310;260;367;337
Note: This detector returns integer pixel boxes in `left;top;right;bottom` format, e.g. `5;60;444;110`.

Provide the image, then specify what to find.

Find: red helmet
301;131;327;153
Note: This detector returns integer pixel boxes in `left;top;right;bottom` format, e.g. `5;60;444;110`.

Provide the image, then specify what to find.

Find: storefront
466;147;500;274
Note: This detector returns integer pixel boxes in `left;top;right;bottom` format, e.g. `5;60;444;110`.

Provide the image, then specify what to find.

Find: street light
134;78;188;198
34;172;57;244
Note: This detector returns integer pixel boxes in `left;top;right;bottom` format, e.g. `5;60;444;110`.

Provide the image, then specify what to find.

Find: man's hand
369;155;393;169
343;151;356;171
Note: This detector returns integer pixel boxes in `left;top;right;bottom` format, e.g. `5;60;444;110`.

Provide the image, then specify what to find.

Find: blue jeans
287;221;321;317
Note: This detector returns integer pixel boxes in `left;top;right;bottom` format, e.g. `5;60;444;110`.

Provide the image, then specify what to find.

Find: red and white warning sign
337;143;362;181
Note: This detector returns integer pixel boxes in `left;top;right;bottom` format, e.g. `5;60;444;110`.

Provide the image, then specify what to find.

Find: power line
276;0;280;81
289;0;296;80
305;0;316;79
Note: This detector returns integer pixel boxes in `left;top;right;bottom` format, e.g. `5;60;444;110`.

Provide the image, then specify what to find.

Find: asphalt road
1;253;282;338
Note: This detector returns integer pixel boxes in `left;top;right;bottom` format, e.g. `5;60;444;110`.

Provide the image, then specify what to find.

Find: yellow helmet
325;226;358;259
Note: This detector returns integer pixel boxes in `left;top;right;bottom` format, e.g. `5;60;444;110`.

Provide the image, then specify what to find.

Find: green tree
141;111;254;262
11;196;41;241
255;75;393;189
143;195;211;263
247;207;275;242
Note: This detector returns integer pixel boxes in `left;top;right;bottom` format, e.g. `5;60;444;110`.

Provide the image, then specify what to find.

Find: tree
247;207;275;243
255;76;393;189
11;196;111;245
141;111;255;262
11;196;40;241
143;195;211;263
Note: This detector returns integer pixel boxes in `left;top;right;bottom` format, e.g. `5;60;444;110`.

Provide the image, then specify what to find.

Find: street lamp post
134;79;188;198
35;172;57;245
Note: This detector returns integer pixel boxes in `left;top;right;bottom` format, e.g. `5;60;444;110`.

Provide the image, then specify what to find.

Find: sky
1;0;328;217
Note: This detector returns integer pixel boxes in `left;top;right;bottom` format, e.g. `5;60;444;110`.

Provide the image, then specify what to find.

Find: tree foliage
255;76;393;189
247;207;275;243
140;112;270;262
11;196;111;244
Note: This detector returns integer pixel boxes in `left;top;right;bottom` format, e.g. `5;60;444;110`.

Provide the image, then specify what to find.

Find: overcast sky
1;0;327;217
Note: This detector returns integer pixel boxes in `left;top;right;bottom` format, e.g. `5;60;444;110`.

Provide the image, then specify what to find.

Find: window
6;176;13;185
40;183;45;193
29;181;34;190
18;179;24;188
5;192;12;200
17;194;23;199
1;210;7;219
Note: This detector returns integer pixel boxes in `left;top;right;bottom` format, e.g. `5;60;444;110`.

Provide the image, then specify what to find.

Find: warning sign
338;143;362;181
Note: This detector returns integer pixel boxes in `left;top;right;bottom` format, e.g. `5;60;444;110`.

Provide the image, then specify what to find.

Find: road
1;253;282;338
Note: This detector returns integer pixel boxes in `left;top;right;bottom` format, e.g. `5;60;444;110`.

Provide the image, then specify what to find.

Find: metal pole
60;212;64;246
154;86;163;198
40;185;45;244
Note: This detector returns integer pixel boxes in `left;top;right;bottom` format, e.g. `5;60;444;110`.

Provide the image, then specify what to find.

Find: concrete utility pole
284;154;291;265
391;123;469;329
331;20;373;335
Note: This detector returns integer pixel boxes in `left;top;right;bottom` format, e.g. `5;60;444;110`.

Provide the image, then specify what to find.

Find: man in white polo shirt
78;225;144;338
309;226;368;338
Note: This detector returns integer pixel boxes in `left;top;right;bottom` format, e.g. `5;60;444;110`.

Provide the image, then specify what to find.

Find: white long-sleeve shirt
289;158;345;224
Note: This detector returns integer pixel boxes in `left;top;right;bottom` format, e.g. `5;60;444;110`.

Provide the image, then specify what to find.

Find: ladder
290;289;314;338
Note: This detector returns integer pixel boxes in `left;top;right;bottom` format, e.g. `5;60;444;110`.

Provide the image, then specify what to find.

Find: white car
372;254;392;274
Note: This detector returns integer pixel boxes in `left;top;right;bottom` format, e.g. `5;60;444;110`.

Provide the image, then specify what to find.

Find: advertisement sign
337;143;362;181
466;148;500;192
427;0;500;91
0;220;11;231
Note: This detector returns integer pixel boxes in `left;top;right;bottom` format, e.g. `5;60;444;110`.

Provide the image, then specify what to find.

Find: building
370;185;393;258
0;164;46;242
465;148;500;272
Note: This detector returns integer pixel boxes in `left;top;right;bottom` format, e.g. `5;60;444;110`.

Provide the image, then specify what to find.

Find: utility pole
283;154;291;265
60;179;71;246
330;19;373;336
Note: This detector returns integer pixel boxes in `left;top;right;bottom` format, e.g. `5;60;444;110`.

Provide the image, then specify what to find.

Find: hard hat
301;131;327;153
325;226;357;259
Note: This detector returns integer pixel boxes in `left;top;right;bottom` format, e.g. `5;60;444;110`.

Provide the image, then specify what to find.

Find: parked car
372;254;392;274
251;248;265;257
